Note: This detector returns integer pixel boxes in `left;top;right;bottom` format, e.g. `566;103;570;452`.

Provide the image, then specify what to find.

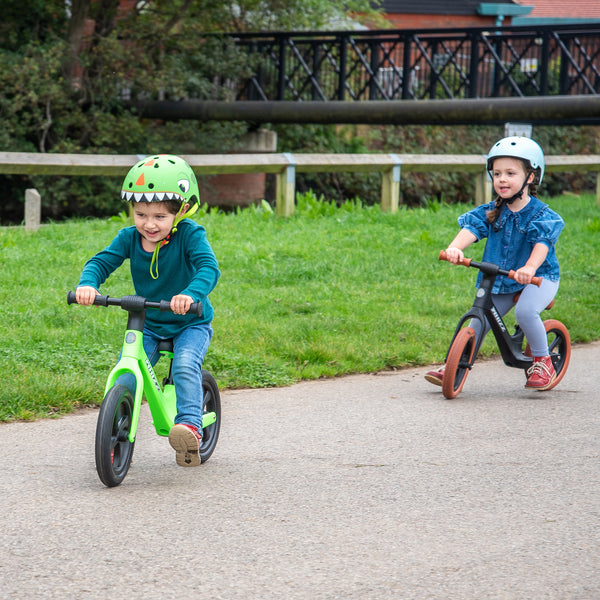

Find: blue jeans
116;323;213;431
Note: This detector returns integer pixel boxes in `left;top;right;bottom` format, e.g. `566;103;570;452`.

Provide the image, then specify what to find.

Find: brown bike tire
442;326;477;399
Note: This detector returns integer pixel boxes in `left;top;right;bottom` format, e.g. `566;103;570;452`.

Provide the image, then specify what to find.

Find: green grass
1;192;599;421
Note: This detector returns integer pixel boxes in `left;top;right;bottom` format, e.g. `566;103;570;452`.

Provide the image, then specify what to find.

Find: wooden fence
1;151;599;229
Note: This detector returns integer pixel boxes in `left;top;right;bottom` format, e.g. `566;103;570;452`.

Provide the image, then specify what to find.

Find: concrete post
25;188;41;231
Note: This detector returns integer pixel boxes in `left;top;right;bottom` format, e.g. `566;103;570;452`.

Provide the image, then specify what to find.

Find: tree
0;0;381;222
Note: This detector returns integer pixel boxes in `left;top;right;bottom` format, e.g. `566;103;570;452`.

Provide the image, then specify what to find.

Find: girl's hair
485;158;539;224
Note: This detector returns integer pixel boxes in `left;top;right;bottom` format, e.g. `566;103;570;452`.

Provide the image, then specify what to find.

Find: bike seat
158;339;174;354
513;292;554;310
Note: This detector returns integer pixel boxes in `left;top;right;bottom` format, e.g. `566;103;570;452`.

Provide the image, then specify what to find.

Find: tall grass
1;192;598;421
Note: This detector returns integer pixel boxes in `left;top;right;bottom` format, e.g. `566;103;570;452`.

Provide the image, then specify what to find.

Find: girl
425;136;564;391
76;154;220;466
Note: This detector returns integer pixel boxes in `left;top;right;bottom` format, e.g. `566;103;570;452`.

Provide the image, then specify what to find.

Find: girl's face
133;202;178;249
490;157;533;200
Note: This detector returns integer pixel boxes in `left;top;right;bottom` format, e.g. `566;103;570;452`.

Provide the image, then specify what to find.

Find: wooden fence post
25;188;41;231
381;154;401;212
276;152;296;217
475;172;492;205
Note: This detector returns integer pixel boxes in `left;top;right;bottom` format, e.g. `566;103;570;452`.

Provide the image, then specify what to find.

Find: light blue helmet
487;136;545;185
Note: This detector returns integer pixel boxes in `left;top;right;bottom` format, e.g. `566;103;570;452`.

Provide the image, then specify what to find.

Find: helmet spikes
120;190;184;203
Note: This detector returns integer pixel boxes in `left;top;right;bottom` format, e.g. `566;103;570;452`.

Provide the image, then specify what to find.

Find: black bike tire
95;384;136;487
524;319;571;390
199;370;221;463
442;327;477;400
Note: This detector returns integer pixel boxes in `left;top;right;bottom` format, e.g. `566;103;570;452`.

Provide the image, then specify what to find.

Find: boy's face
132;202;178;248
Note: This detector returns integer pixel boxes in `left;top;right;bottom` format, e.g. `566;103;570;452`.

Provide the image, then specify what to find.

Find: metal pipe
129;95;600;125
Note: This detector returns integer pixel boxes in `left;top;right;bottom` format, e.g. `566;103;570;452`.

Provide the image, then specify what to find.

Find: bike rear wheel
199;370;221;463
95;384;135;487
442;327;477;399
524;319;571;390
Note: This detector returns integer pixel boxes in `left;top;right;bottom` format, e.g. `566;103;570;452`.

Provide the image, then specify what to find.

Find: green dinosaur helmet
121;154;200;280
121;154;200;207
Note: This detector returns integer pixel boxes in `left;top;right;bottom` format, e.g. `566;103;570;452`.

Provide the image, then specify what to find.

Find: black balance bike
437;251;571;399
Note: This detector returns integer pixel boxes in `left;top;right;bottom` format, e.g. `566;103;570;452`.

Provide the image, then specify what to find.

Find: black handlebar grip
158;299;203;317
189;302;203;317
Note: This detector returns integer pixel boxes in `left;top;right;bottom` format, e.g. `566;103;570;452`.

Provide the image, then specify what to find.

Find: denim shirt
458;195;564;293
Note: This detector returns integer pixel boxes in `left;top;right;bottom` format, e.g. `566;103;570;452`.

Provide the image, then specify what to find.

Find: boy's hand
171;294;194;315
75;286;100;306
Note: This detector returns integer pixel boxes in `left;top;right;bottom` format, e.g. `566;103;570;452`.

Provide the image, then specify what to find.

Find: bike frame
445;263;533;371
99;299;215;442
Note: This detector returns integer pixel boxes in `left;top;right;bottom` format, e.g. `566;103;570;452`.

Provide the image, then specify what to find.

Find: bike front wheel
524;319;571;390
442;326;477;399
95;384;135;487
199;370;221;463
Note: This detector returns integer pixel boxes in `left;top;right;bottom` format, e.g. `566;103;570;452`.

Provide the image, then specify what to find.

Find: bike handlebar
67;291;203;316
438;250;542;287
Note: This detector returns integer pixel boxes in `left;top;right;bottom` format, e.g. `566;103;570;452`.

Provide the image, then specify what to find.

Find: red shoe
424;366;445;386
525;356;556;391
169;423;202;467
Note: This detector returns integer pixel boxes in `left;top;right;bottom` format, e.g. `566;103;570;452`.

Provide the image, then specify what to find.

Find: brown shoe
525;356;556;391
424;366;445;386
169;423;202;467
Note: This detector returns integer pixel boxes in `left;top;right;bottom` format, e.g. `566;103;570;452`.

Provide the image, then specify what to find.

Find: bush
275;122;600;207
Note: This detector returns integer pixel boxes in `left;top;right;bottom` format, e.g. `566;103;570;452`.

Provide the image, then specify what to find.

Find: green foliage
0;0;379;225
276;124;382;205
1;1;598;226
275;122;600;209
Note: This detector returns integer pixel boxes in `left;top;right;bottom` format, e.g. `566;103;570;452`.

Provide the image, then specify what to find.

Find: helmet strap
148;200;199;280
505;170;532;205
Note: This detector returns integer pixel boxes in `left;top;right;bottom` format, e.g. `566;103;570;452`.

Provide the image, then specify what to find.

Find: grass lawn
1;192;599;421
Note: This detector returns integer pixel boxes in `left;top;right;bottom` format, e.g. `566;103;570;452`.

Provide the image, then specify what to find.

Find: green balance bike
67;292;221;487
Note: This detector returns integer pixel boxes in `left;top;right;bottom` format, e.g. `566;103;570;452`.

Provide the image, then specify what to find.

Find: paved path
1;343;599;599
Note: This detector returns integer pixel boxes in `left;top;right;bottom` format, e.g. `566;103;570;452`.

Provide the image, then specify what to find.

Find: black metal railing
228;24;600;101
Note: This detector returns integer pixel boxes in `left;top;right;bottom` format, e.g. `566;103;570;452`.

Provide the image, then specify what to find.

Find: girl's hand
171;294;194;315
445;246;465;264
75;286;99;306
514;265;536;285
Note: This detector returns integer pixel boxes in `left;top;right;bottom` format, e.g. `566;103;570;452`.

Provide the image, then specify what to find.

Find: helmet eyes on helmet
177;179;190;194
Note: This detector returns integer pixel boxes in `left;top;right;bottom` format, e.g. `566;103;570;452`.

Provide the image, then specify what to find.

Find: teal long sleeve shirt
77;220;220;337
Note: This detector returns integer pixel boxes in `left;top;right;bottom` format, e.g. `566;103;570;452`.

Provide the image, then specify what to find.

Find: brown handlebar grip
507;270;542;287
438;250;472;267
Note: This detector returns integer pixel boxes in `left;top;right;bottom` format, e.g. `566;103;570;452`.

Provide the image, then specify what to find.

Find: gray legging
469;278;560;357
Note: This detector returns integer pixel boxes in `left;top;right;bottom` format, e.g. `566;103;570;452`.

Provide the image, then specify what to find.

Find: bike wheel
95;384;135;487
199;370;221;463
524;319;571;390
442;327;477;400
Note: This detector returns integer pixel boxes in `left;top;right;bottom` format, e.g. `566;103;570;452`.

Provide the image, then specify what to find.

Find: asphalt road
1;343;599;599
